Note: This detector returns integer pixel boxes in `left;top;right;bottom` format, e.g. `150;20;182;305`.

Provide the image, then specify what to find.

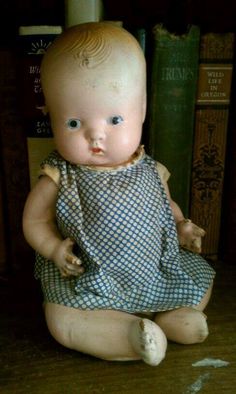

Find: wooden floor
0;260;235;394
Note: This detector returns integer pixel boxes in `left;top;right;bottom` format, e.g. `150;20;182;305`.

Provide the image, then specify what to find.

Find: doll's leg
44;303;167;366
154;282;213;345
154;307;208;345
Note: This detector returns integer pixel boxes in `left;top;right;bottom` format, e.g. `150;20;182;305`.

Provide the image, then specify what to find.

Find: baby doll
23;22;215;366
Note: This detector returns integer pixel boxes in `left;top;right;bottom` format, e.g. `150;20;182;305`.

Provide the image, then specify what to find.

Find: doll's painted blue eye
66;119;81;129
110;115;124;125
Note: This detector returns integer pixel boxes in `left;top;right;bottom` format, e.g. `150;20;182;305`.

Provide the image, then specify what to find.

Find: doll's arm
23;175;84;277
161;179;205;253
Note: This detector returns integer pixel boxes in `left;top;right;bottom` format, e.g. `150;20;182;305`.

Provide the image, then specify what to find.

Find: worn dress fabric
35;148;215;313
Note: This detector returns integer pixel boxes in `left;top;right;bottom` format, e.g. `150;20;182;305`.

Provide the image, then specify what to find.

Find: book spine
0;50;33;272
18;26;62;188
0;169;7;273
220;68;236;263
190;32;234;259
65;0;104;28
147;24;200;217
133;27;147;55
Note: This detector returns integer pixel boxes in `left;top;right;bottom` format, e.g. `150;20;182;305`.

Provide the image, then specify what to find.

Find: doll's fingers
191;238;201;253
198;228;206;237
194;229;205;238
60;269;70;278
192;225;206;237
72;257;83;266
182;238;201;253
65;264;81;275
64;237;75;249
61;265;84;277
66;262;84;273
65;253;82;266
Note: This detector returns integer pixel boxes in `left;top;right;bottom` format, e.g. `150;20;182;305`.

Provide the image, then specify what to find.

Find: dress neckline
77;145;145;173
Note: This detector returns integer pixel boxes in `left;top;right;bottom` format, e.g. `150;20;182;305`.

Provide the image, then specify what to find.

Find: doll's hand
52;237;84;278
176;219;205;254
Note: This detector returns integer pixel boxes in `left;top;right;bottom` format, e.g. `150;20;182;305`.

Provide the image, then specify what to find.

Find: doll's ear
142;93;147;123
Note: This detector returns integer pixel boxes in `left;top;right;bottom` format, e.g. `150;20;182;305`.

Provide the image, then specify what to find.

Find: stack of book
147;26;234;260
190;32;234;259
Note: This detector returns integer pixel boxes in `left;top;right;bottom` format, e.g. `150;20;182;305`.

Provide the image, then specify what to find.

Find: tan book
190;32;235;259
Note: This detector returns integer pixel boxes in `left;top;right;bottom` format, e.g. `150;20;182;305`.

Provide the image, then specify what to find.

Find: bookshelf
1;0;235;44
0;0;236;274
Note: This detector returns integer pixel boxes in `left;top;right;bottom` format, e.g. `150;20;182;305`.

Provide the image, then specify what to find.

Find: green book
147;24;200;216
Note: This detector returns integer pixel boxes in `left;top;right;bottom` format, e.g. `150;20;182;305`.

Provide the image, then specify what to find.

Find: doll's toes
130;319;167;366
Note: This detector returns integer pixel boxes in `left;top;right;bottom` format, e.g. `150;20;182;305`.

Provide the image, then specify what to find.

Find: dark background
1;0;236;47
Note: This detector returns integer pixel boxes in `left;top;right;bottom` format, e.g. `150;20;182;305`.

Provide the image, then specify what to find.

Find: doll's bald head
40;22;146;117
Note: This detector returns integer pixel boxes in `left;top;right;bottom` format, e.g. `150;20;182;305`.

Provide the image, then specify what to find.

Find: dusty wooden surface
0;260;235;394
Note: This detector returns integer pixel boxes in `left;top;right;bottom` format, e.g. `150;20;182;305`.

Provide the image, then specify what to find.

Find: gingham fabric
35;149;215;313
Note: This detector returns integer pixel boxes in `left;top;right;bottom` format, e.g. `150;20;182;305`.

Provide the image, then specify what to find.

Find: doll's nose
88;128;105;142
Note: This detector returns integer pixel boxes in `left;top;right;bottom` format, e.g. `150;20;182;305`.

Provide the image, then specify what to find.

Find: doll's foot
155;307;209;344
130;319;167;366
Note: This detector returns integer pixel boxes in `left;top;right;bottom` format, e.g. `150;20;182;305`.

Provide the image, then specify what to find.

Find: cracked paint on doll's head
66;29;112;69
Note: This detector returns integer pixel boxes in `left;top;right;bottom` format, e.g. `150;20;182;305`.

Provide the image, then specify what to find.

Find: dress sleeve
38;150;61;186
156;162;170;184
39;164;60;186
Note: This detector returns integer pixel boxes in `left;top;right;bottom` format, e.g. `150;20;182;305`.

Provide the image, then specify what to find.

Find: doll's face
47;74;145;166
41;23;146;166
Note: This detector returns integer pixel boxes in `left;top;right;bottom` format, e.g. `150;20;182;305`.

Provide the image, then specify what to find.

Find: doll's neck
80;145;145;172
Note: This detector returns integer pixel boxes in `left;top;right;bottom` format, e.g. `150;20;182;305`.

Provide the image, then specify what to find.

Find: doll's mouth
91;147;104;155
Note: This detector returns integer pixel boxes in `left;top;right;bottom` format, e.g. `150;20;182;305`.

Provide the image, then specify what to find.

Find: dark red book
220;59;236;263
0;49;33;272
0;168;7;273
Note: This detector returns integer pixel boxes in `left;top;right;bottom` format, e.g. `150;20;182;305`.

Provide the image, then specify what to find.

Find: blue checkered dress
35;149;215;313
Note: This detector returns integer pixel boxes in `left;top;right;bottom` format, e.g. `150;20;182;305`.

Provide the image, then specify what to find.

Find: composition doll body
23;22;215;366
